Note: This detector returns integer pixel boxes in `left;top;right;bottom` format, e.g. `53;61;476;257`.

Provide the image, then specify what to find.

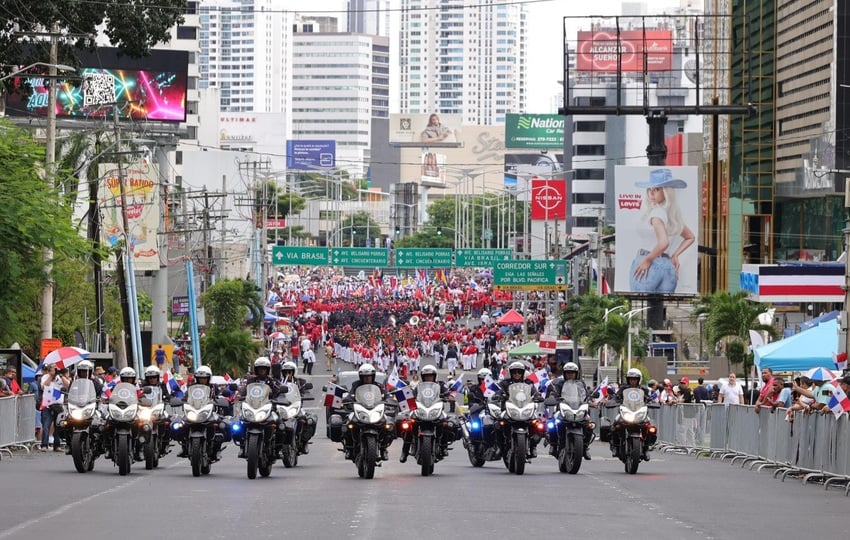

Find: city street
2;358;848;540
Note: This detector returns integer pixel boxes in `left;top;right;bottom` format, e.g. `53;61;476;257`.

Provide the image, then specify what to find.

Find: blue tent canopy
754;318;838;372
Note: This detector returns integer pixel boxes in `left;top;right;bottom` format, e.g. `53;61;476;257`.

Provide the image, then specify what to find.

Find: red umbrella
269;331;285;340
43;346;90;369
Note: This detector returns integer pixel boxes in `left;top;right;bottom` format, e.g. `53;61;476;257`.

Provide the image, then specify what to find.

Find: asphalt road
2;355;848;540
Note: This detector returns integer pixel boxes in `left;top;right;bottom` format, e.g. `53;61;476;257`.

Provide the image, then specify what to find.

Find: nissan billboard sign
576;30;673;72
530;178;567;221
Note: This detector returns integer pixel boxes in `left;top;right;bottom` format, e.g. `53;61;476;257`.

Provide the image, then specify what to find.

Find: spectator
786;376;815;422
753;367;774;410
0;376;11;397
756;376;790;413
647;379;660;403
39;365;70;452
809;375;836;415
3;367;21;395
693;377;711;402
660;379;677;405
718;374;743;405
303;346;316;375
154;345;167;366
676;377;694;403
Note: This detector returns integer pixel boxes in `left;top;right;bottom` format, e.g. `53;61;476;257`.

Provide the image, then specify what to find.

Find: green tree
0;120;92;347
692;291;777;386
200;279;262;376
337;211;382;247
1;0;188;70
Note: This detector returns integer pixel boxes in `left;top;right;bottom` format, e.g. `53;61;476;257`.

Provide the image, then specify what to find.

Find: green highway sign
454;248;513;268
395;248;453;268
330;247;389;267
272;246;329;266
493;260;568;290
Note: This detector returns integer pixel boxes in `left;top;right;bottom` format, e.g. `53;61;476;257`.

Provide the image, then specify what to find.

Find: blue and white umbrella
805;367;837;382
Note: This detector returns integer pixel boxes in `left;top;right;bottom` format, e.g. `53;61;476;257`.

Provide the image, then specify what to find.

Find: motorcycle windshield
508;383;533;408
621;387;646;412
354;384;382;409
245;383;271;409
186;385;212;409
282;382;301;406
109;383;138;406
416;382;441;408
559;381;584;408
68;379;96;407
144;386;163;406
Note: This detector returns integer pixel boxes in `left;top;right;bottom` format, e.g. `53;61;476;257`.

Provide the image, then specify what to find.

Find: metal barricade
0;396;17;455
709;404;728;452
14;395;36;447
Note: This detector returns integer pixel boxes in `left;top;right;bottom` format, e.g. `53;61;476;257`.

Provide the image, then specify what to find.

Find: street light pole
625;307;650;373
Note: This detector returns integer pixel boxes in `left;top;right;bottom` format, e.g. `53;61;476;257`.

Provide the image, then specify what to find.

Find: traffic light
436;227;442;236
395;227;401;236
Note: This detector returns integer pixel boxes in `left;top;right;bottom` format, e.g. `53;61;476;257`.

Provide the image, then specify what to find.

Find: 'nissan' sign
531;178;567;220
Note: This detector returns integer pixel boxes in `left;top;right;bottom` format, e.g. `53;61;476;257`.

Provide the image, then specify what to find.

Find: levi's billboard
577;30;673;72
530;178;567;220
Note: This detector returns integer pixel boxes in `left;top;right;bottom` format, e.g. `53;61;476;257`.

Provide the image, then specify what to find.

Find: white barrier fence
0;395;37;458
649;402;850;493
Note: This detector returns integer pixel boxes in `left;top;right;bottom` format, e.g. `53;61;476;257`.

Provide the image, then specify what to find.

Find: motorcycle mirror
280;385;290;394
533;396;545;403
591;391;600;399
605;401;619;409
228;383;238;392
142;386;153;395
215;398;230;408
303;382;314;391
169;397;184;407
543;397;557;406
648;402;661;409
139;398;152;407
302;396;315;402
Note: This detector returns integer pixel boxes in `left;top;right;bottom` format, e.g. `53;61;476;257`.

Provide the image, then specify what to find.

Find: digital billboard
5;48;188;122
420;150;446;186
614;166;699;295
389;113;463;146
577;30;673;72
504;114;565;149
286;140;336;170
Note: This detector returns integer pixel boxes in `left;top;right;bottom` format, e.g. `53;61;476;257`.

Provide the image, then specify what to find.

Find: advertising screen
389;113;463;146
576;30;673;72
614;166;699;295
286;140;336;170
5;48;188;122
504;114;565;149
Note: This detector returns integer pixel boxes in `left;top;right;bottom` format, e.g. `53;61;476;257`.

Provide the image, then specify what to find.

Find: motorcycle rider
140;366;172;458
280;361;317;455
400;365;449;463
546;362;594;460
74;360;104;398
176;365;219;458
611;368;652;461
494;361;541;458
103;367;139;459
240;357;285;399
466;368;490;412
344;363;391;461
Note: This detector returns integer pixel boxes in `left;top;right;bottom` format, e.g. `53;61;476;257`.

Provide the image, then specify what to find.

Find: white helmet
144;365;161;379
626;368;642;383
563;362;579;374
477;368;490;379
420;365;437;380
254;357;271;369
358;363;376;382
281;361;297;376
195;365;213;380
76;360;94;378
119;367;136;382
508;361;526;378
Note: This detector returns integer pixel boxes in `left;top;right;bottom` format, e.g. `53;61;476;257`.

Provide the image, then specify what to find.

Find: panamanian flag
162;371;185;398
827;382;850;418
481;375;500;398
593;376;610;399
386;367;406;391
449;376;464;394
323;383;345;408
101;379;117;399
393;386;417;413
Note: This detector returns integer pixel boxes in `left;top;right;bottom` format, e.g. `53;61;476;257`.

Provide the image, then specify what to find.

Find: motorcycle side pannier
328;414;344;442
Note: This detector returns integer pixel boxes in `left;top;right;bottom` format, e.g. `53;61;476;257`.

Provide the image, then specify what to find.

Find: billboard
420;150;446;186
5;48;188;121
99;161;162;272
576;30;673;72
389;113;463;146
614;166;699;295
286;140;336;170
504;114;565;149
530;178;567;220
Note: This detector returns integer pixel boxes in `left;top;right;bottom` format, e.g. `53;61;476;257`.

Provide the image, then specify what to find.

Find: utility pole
40;25;59;341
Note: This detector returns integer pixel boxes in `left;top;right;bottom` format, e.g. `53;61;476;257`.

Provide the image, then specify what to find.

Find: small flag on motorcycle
449;376;463;394
393;386;417;413
481;375;500;398
386;367;406;391
324;383;345;408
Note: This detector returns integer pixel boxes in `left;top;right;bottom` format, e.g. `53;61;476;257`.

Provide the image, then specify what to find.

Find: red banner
577;30;673;72
531;178;567;221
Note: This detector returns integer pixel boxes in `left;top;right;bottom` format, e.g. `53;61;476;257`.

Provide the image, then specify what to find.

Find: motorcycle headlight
278;404;299;421
620;406;648;424
109;404;138;422
243;403;272;423
69;403;96;421
354;404;384;424
506;402;535;421
414;403;444;421
137;408;153;423
185;403;214;423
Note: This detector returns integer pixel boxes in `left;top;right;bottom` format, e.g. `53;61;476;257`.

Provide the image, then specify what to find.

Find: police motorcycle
276;380;316;468
605;369;659;474
461;370;503;467
396;380;458;476
234;381;288;479
103;376;141;476
494;382;546;475
328;365;397;479
135;384;168;470
544;381;594;474
170;383;232;477
61;377;103;473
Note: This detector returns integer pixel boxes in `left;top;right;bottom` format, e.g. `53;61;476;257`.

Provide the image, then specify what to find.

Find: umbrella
43;346;90;369
269;331;286;340
805;367;836;382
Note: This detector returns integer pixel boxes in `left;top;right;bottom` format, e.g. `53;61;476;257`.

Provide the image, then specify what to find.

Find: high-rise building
398;0;527;124
198;0;292;113
292;22;390;175
347;0;391;36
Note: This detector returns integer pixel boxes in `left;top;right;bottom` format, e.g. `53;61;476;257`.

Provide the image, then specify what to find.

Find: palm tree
692;291;777;387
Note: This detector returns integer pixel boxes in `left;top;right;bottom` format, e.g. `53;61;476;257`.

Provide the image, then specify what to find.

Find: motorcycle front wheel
625;437;641;474
512;435;527;475
190;438;203;477
116;434;131;476
561;433;583;475
419;435;434;477
259;443;272;478
467;443;485;467
282;442;298;468
360;435;377;479
71;432;92;474
246;434;260;479
144;434;158;470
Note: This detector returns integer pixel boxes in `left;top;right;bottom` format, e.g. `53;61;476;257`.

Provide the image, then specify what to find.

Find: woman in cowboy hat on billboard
630;168;695;293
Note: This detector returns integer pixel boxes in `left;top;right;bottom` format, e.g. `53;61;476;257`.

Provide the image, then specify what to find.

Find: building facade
398;0;527;125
